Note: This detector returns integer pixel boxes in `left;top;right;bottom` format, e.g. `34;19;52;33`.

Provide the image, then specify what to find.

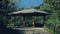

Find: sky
17;0;43;8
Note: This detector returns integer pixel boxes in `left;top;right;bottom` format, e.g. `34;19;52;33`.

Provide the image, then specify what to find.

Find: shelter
8;9;49;27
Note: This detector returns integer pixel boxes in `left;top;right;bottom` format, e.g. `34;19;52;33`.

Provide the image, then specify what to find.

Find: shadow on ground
0;27;21;34
0;21;21;34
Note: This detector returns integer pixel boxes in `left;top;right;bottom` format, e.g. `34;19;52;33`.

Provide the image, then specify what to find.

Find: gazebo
8;9;49;28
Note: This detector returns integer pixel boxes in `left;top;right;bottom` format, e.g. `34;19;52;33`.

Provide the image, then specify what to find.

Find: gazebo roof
8;9;49;15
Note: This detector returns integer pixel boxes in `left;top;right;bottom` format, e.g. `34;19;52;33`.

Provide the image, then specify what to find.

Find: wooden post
22;16;25;27
43;15;46;26
32;16;35;28
13;16;16;27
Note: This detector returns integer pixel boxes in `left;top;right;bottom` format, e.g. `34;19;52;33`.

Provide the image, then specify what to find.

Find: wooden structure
8;9;49;27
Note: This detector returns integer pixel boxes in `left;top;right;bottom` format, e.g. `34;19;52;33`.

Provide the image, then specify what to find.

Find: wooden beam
13;16;16;27
22;16;26;27
32;16;35;28
43;15;46;26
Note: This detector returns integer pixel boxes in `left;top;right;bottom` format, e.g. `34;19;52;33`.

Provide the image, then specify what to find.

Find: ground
12;28;50;34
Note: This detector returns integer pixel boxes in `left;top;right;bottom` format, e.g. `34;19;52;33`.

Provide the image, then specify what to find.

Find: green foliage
0;0;21;28
0;0;11;27
40;0;60;34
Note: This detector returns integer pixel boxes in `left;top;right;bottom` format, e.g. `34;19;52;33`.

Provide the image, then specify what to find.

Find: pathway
13;28;50;34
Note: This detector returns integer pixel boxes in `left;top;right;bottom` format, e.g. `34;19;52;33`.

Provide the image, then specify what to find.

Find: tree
0;0;11;28
41;0;60;34
0;0;21;28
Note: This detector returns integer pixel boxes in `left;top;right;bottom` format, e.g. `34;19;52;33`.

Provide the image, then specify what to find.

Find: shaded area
0;21;20;34
0;21;49;34
0;28;20;34
34;23;44;27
